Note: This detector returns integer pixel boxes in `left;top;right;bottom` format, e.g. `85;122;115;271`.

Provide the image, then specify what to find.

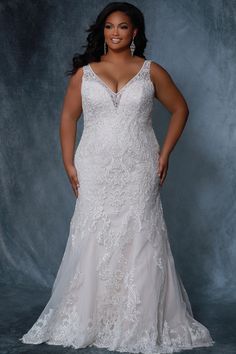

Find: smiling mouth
111;38;122;43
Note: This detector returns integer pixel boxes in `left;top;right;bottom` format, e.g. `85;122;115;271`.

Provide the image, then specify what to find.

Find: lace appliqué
87;60;153;109
19;58;215;353
86;60;150;108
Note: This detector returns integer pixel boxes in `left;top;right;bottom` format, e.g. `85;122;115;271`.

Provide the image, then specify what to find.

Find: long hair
65;2;148;76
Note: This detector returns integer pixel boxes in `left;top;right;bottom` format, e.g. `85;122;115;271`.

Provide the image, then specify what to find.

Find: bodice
81;60;155;131
75;59;160;169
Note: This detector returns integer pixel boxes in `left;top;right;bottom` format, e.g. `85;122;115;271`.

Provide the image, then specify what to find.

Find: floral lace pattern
19;60;215;353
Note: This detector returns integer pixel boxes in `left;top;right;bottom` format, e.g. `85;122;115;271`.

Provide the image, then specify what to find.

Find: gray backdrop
1;0;235;308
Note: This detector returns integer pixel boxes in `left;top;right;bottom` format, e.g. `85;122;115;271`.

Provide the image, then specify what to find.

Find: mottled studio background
0;0;235;353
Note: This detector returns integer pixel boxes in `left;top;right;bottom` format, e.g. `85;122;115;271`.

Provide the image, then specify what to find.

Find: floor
1;283;235;354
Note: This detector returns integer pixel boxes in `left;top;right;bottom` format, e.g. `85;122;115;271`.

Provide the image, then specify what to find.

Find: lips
111;38;121;43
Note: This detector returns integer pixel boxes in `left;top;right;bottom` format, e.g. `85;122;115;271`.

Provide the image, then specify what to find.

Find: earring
104;41;107;55
130;37;136;56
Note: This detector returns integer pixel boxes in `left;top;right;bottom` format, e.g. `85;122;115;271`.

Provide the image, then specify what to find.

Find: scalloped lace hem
19;336;215;354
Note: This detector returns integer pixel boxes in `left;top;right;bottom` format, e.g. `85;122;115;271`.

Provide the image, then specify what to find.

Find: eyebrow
104;22;129;25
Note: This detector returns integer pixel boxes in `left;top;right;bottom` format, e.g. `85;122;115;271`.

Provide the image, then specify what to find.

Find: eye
120;25;128;29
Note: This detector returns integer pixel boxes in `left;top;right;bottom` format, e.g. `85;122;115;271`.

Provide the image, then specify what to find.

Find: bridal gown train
20;60;215;353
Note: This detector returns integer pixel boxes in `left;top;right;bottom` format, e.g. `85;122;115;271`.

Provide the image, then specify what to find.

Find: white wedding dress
20;60;215;353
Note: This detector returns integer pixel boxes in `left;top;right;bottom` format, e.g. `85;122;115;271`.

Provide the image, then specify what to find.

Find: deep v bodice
88;60;147;95
79;58;159;163
82;59;154;109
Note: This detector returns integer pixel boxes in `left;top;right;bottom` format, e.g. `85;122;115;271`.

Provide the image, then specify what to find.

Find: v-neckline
88;60;147;96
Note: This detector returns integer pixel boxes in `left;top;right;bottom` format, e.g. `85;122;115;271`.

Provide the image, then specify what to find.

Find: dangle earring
104;41;107;55
130;36;136;56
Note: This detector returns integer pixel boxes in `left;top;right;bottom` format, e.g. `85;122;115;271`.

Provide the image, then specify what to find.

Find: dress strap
82;64;92;79
138;59;152;81
144;59;152;71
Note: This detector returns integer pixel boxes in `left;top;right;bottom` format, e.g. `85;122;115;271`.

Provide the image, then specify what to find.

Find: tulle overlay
20;60;215;353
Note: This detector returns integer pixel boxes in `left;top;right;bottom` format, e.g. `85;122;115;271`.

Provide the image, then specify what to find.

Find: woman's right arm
59;67;83;197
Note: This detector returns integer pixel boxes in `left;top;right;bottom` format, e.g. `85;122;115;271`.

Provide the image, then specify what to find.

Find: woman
20;2;215;353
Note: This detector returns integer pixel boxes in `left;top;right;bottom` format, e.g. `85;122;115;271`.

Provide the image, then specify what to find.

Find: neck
101;49;134;64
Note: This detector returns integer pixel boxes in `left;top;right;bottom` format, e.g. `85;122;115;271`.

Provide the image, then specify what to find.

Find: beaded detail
87;60;149;108
87;60;153;108
19;58;215;353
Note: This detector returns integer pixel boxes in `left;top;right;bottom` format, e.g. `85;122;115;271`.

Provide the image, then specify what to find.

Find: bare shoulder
150;60;174;86
67;66;84;90
149;60;189;112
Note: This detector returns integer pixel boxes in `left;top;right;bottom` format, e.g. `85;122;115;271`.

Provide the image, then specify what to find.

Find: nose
112;27;119;35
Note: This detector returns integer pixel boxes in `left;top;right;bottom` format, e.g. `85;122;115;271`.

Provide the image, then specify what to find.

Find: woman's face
104;11;137;52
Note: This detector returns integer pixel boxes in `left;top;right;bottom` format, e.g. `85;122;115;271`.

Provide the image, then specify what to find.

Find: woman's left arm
150;61;189;186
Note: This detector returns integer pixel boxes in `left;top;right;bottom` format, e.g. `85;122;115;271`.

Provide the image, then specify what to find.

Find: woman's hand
65;164;80;197
158;153;169;187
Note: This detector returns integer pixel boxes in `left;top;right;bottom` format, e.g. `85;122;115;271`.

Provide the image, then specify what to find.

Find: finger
72;181;79;198
72;184;78;197
70;175;80;187
159;175;163;186
75;186;79;198
159;165;164;179
74;180;80;190
161;170;167;185
75;181;80;196
72;174;79;185
159;167;165;185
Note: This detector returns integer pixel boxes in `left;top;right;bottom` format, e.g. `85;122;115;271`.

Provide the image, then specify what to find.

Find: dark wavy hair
65;2;148;76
